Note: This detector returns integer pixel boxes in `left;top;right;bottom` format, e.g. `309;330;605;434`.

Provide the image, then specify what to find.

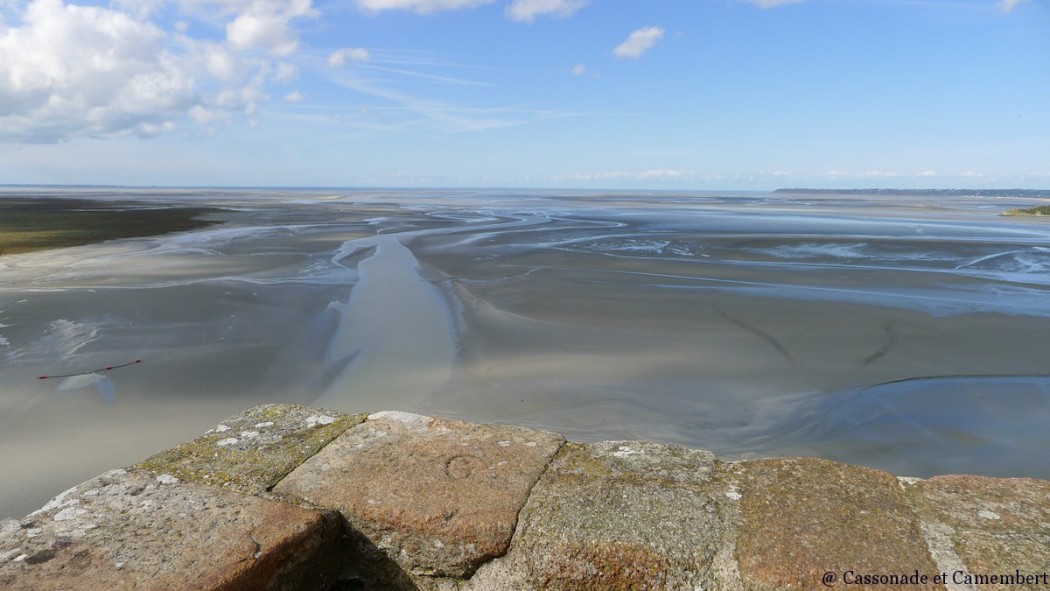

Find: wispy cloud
325;72;566;134
821;169;950;180
358;64;494;86
322;47;496;86
740;0;807;7
997;0;1027;12
506;0;588;22
823;170;903;178
613;26;664;59
328;47;371;67
274;61;299;82
352;0;494;14
570;63;600;79
555;169;696;182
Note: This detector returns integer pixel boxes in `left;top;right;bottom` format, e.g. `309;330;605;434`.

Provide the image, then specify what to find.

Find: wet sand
2;188;1050;518
407;199;1050;473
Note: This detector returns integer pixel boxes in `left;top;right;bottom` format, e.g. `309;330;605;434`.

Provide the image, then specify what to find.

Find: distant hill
775;188;1050;198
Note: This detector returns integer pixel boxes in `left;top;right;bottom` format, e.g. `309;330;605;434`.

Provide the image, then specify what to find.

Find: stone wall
2;404;1048;590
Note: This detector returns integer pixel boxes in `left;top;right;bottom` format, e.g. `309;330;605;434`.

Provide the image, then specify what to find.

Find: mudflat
2;188;1049;519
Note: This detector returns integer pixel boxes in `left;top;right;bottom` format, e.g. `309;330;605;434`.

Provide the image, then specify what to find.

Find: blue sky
1;0;1048;189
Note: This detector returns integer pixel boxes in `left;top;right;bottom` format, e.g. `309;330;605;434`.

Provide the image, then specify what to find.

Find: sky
0;0;1048;190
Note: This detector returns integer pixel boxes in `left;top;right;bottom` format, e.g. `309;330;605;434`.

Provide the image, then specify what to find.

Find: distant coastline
776;188;1050;198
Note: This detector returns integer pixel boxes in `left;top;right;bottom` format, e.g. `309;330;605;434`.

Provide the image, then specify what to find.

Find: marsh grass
1002;204;1050;217
0;198;222;254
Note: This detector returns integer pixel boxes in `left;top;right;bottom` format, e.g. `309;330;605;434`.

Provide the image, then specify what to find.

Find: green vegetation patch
0;197;223;255
1002;205;1050;217
135;404;366;494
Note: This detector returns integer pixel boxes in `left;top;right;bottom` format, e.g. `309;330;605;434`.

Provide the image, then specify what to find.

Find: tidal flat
1;187;1049;518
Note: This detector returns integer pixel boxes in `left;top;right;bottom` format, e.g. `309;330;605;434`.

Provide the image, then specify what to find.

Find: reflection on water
724;375;1050;479
57;374;116;405
1;187;1050;518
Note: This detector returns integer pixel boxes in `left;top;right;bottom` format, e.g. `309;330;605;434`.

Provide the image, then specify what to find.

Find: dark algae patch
0;196;223;254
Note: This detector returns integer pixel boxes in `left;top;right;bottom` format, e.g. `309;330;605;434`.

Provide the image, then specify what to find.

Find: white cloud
506;0;587;22
613;26;664;59
0;0;303;143
225;0;316;56
284;90;303;102
201;45;240;80
0;0;194;141
352;0;494;14
328;47;371;67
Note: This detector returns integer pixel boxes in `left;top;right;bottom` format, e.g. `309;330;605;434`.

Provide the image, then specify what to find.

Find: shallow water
2;188;1050;518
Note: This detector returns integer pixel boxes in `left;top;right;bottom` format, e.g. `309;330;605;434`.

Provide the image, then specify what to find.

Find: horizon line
2;183;1049;195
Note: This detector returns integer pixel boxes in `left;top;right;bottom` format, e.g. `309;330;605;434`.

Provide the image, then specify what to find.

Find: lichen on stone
134;404;365;494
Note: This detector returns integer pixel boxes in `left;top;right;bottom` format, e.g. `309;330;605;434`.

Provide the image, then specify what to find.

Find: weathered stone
273;411;564;579
731;457;940;591
10;405;1050;591
913;475;1050;590
0;469;340;591
136;404;365;494
465;440;722;591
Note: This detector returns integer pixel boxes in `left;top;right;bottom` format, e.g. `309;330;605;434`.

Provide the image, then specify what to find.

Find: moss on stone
135;404;365;494
915;475;1050;587
734;457;937;591
550;443;614;481
481;440;721;591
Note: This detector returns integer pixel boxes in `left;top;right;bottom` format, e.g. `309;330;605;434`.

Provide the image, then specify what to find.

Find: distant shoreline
776;188;1050;198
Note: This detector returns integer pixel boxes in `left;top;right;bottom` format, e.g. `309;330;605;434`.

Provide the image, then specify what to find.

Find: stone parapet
2;404;1048;590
